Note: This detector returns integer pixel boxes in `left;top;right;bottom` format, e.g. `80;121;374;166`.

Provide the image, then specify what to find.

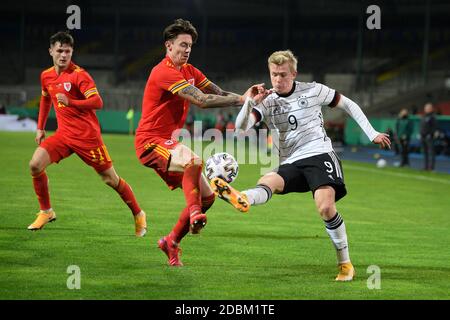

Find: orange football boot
210;177;250;213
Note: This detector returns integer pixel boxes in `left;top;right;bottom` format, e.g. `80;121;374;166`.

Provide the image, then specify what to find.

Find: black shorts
275;152;347;202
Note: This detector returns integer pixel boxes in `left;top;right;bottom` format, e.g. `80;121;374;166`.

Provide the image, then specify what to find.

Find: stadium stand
1;0;449;153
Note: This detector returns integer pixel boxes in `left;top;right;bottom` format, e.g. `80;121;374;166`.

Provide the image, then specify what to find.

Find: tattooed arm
202;81;240;98
177;84;244;109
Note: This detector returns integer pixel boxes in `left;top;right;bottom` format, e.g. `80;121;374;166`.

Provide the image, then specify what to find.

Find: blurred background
1;0;449;170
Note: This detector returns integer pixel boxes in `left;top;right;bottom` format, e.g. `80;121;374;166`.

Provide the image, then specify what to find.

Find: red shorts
41;132;113;173
136;137;183;190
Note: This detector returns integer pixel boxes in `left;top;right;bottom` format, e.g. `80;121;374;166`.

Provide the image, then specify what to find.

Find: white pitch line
344;164;450;185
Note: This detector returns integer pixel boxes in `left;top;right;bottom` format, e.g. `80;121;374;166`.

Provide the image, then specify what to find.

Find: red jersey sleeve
154;66;191;95
41;75;49;98
38;71;51;130
76;69;100;99
191;65;210;90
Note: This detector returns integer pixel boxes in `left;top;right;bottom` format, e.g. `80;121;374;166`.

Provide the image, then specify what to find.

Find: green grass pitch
1;131;449;299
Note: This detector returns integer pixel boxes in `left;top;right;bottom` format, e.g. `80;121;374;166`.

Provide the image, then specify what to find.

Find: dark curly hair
50;31;74;47
163;18;198;43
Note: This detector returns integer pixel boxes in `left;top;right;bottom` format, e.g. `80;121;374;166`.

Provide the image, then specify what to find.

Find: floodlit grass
1;131;449;299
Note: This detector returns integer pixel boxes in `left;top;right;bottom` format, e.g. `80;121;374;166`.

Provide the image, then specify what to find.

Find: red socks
115;178;142;216
201;193;215;213
32;172;141;216
170;163;212;244
181;163;202;215
170;192;215;244
32;171;51;211
170;207;191;243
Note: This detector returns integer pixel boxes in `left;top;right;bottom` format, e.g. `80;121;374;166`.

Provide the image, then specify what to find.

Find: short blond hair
268;50;298;73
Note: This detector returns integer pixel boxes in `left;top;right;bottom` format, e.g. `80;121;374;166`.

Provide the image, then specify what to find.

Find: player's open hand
55;93;69;106
242;83;264;101
244;83;271;104
373;133;391;149
35;129;46;145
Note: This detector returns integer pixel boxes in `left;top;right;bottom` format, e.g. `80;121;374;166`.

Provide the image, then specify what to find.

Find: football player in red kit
28;31;147;237
135;19;259;266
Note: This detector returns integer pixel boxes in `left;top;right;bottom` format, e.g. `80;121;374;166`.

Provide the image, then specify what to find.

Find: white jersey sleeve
252;98;269;124
316;83;336;106
337;95;379;142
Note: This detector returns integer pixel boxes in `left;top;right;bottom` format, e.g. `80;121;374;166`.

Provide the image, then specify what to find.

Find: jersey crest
256;81;336;165
273;106;282;115
297;96;309;108
64;82;72;92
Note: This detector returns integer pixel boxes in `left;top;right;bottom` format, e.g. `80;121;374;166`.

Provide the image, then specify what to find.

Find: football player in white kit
211;50;390;281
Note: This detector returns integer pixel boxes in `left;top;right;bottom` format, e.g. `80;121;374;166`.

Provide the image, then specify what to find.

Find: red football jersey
135;56;210;153
40;62;101;143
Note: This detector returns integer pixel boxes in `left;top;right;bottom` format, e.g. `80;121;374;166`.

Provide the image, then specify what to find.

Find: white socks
324;212;350;264
243;187;351;265
243;184;272;205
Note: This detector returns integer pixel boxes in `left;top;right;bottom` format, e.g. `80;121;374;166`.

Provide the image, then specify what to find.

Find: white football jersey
254;81;336;165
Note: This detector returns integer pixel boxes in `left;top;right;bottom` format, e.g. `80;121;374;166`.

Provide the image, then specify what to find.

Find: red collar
164;56;186;70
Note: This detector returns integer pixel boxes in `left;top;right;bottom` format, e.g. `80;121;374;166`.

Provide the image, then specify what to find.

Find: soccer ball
205;152;239;183
376;158;387;168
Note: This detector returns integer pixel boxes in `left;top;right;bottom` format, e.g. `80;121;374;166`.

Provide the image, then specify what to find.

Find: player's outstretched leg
210;177;249;212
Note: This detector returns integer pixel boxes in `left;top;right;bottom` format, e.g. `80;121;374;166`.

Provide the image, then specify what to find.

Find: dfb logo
66;5;81;30
366;5;381;30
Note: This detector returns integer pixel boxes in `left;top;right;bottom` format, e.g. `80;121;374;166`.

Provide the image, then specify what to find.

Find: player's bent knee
100;174;117;187
170;147;202;171
29;148;51;175
257;173;284;193
192;157;203;167
29;159;44;175
98;167;120;188
183;156;203;168
317;203;336;219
